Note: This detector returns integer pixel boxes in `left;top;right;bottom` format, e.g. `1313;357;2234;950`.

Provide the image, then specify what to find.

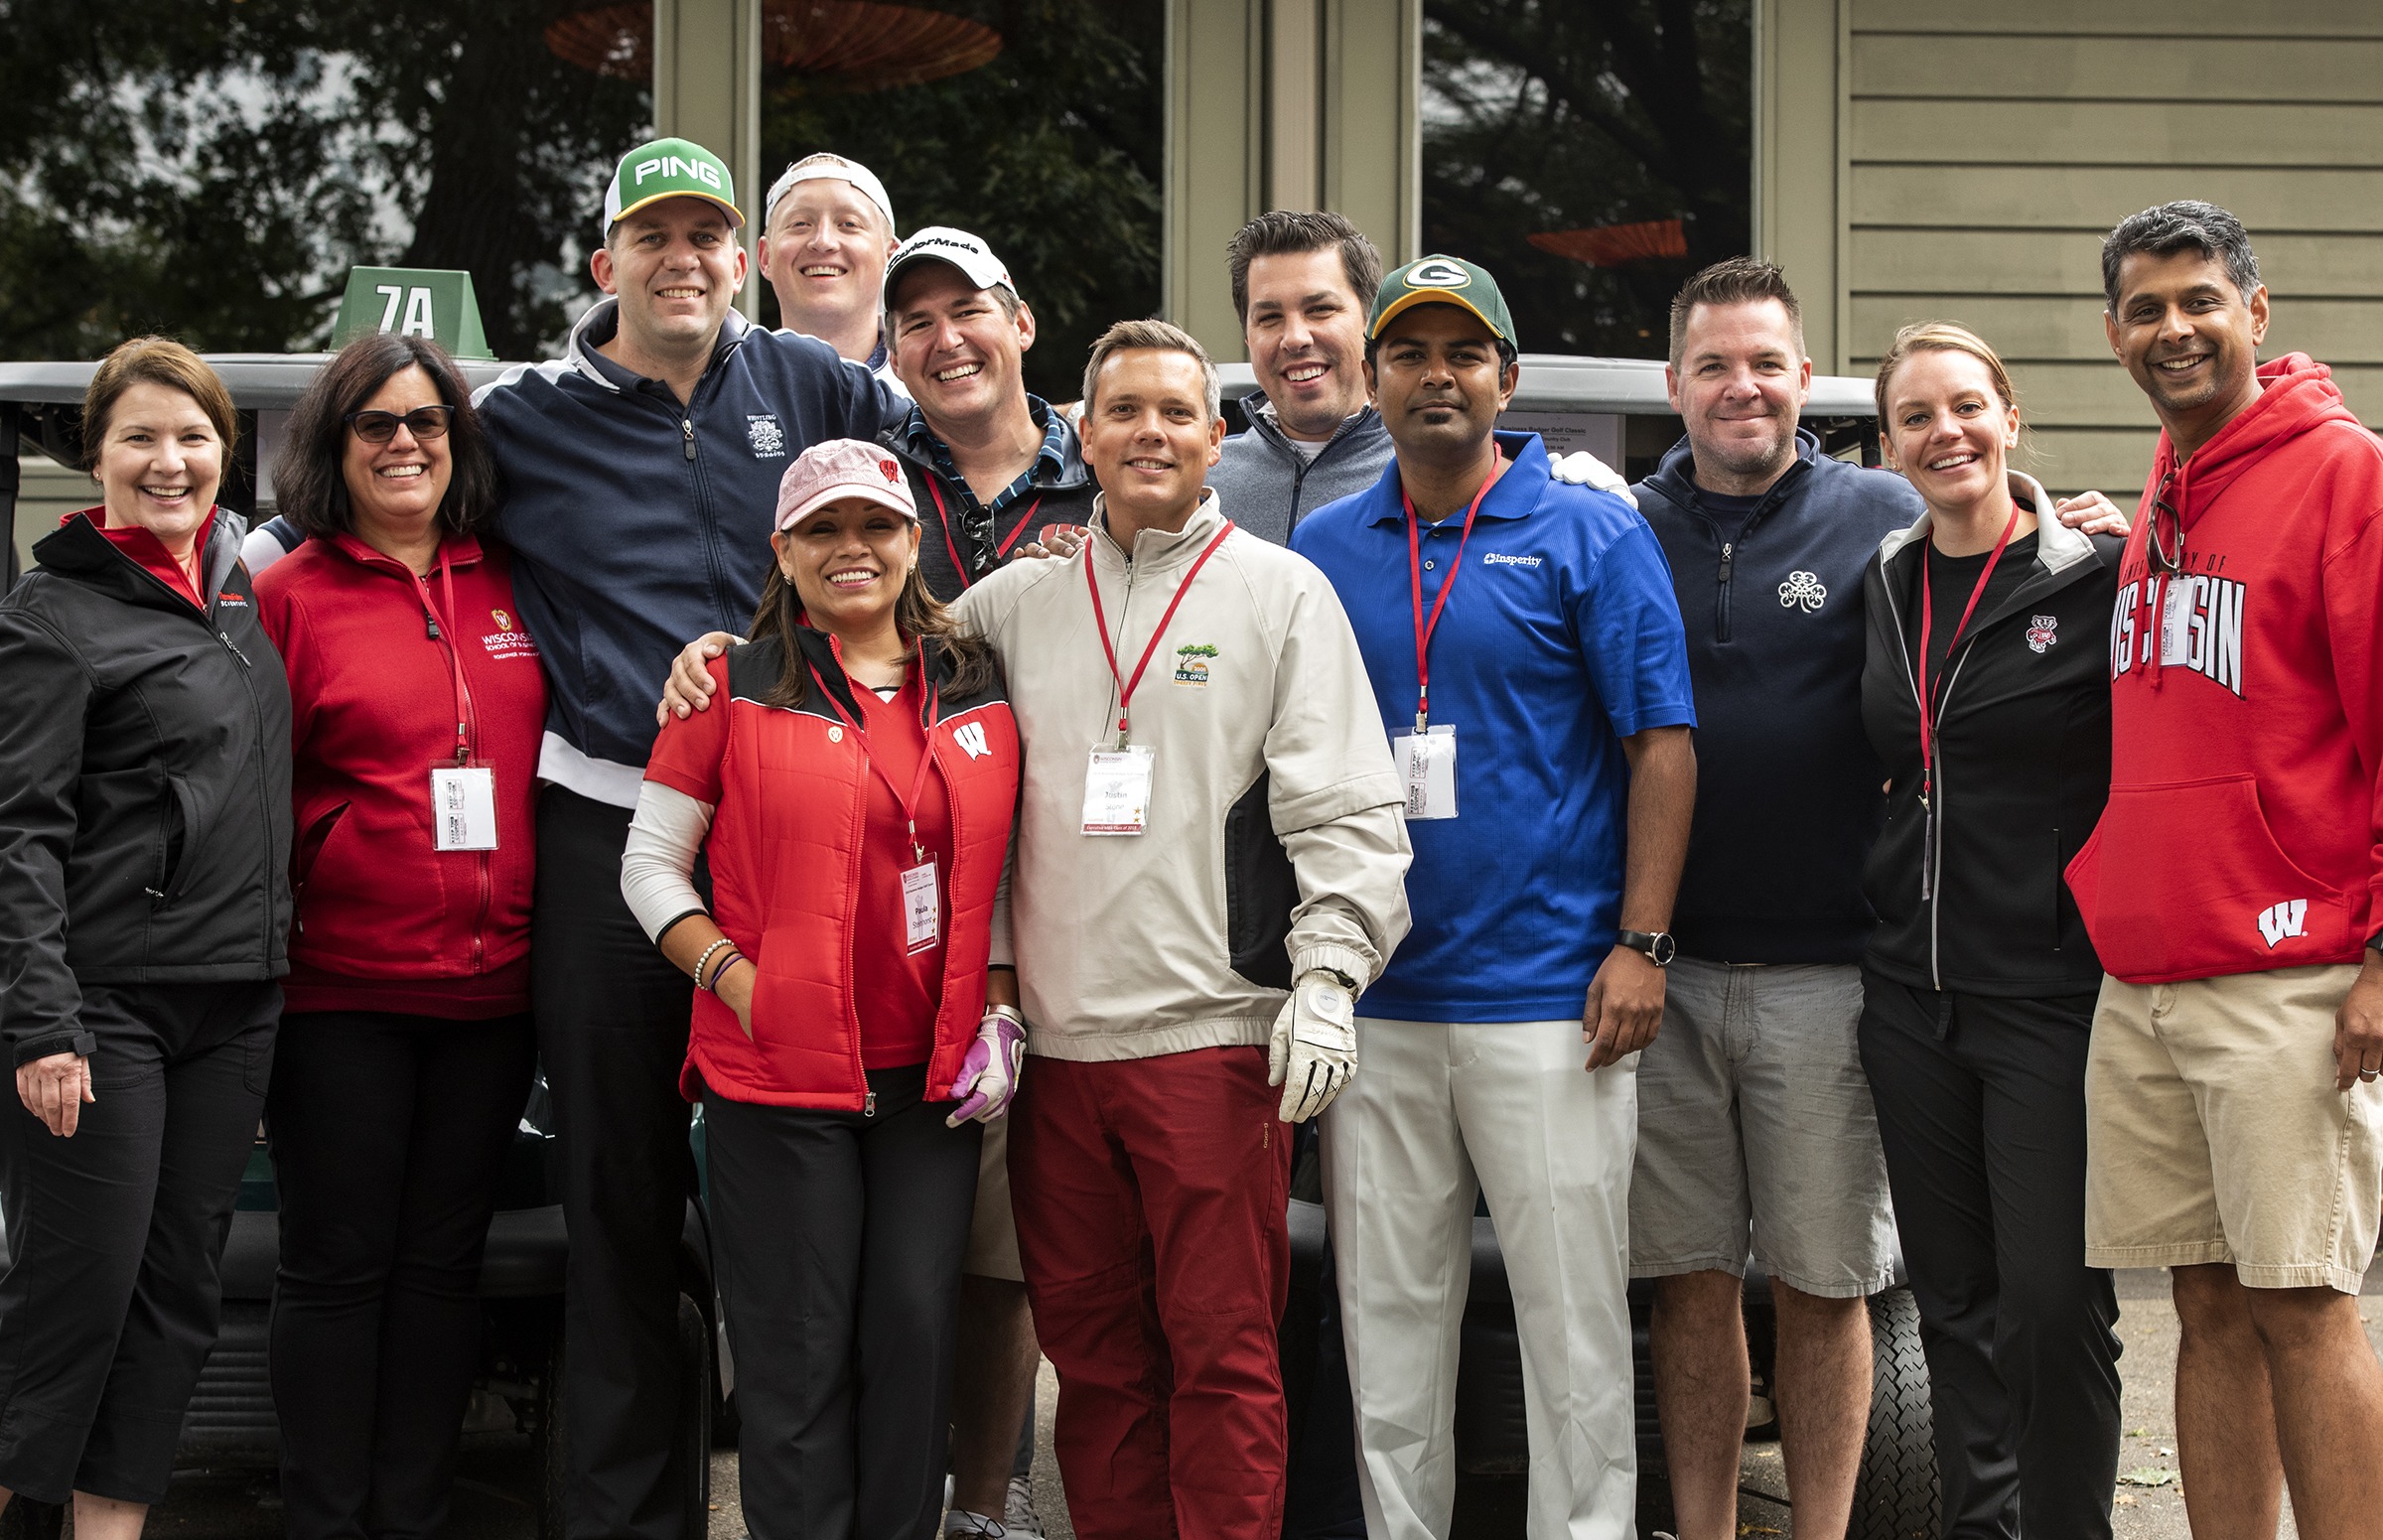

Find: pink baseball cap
773;438;916;532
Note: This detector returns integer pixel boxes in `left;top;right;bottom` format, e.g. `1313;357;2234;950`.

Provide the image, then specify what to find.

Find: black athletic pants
703;1064;980;1540
266;1009;537;1539
1858;973;2123;1540
534;788;701;1540
0;980;277;1504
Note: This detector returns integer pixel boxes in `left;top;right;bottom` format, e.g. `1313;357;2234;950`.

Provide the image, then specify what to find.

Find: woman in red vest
253;334;545;1540
623;438;1024;1540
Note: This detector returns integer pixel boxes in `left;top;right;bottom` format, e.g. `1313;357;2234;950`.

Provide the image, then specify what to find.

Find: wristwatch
1616;929;1677;967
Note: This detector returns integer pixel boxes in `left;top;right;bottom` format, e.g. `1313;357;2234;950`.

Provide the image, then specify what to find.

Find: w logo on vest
2257;899;2309;949
953;722;993;762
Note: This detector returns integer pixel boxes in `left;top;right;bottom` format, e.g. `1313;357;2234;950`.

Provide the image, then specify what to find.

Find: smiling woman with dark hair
251;332;545;1540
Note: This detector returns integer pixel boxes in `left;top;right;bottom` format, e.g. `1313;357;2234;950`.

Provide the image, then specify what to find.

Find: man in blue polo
1292;256;1698;1539
475;138;903;1540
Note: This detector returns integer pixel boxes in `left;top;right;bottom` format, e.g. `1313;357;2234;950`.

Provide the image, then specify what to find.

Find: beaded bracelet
691;937;735;991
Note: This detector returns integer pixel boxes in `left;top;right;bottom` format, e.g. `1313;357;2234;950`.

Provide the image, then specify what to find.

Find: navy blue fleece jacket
1633;431;1923;963
474;299;903;806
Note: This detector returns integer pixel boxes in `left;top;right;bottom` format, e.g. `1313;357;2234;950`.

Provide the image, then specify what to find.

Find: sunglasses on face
345;405;456;444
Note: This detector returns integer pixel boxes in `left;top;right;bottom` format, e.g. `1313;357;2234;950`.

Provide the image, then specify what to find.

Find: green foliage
1422;0;1751;359
0;0;646;361
758;0;1164;402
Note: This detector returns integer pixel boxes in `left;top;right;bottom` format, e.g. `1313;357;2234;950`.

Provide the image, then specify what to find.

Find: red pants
1010;1046;1294;1540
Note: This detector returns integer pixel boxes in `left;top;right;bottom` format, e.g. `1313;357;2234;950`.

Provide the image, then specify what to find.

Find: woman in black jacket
0;339;291;1539
1857;322;2126;1540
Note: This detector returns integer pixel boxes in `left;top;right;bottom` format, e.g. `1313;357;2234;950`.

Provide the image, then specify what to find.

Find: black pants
535;789;701;1540
0;980;277;1504
704;1065;980;1540
1858;974;2123;1540
266;1009;537;1539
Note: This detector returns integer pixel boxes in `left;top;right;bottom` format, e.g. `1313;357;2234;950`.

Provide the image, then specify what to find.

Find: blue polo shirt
1293;432;1696;1021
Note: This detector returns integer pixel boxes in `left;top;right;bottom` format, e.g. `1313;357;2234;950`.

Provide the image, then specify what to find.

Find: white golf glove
1268;971;1357;1123
1551;449;1636;506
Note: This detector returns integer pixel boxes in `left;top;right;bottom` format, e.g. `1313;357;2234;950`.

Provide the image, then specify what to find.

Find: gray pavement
91;1272;2383;1538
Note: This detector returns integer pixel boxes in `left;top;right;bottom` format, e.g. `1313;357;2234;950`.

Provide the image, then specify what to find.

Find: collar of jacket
787;622;968;724
563;297;753;395
886;398;1092;492
1088;487;1229;575
328;529;487;577
1877;469;2097;577
1639;426;1820;522
33;504;250;610
1235;390;1382;462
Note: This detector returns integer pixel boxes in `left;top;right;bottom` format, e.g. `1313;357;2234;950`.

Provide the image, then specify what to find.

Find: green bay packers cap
603;138;745;233
1369;254;1515;347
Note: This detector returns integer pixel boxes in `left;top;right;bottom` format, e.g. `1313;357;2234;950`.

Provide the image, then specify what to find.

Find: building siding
1841;0;2383;497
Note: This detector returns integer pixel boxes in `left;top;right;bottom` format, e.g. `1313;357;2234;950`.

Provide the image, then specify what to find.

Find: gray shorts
1628;957;1895;1297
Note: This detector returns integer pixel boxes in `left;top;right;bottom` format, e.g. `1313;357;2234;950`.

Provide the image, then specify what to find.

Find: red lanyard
1402;456;1501;734
1085;519;1237;747
929;478;1041;589
415;545;476;766
809;648;942;865
1915;507;2020;803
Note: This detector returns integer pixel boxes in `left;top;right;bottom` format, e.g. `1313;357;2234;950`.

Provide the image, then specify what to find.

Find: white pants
1321;1017;1639;1540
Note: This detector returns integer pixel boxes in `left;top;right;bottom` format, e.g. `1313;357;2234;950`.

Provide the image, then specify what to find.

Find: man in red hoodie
2067;200;2383;1540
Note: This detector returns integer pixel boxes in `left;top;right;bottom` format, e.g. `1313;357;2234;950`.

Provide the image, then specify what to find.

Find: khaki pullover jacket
954;490;1412;1060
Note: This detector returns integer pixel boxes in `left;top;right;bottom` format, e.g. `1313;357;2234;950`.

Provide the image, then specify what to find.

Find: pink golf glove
946;1010;1027;1126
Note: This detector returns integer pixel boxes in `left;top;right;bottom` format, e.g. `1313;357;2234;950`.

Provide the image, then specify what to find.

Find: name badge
430;765;498;851
1082;746;1156;835
1392;725;1458;819
901;860;940;953
2159;579;2192;665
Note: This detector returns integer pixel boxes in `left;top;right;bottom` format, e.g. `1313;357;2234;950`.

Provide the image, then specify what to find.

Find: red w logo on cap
881;459;899;483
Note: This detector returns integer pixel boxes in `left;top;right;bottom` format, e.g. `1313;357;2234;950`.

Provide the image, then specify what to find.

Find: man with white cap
759;152;905;389
475;136;905;1540
882;226;1096;604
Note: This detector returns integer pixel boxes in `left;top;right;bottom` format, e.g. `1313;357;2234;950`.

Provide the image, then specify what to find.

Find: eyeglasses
2148;467;2183;574
345;405;456;444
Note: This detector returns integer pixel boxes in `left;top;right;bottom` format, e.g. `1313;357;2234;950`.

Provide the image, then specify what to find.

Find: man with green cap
474;136;905;1540
1290;255;1699;1538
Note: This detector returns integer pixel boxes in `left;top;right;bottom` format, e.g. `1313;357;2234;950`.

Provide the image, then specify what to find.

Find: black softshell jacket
1859;474;2122;997
0;510;293;1063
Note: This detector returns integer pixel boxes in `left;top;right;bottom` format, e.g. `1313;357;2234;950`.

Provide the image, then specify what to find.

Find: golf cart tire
1854;1285;1938;1540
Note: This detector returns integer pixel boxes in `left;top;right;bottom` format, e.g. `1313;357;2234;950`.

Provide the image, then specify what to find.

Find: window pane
1422;0;1752;359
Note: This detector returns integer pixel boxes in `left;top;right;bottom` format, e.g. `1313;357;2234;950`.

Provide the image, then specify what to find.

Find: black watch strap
1616;928;1676;967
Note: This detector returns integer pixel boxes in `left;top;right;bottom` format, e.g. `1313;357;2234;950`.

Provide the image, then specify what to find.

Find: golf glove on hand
947;1009;1027;1127
1550;449;1636;506
1268;972;1357;1123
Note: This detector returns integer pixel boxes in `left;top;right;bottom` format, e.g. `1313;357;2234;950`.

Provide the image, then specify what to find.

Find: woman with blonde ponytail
1856;323;2128;1537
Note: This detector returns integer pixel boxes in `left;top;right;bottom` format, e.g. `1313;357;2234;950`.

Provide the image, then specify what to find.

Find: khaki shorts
963;1112;1023;1282
2084;964;2381;1293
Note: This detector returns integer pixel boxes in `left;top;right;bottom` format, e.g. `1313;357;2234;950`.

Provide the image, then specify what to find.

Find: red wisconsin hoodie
2065;354;2383;984
256;533;547;1016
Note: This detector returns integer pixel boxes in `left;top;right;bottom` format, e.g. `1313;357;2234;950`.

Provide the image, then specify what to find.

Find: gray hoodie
1206;392;1395;546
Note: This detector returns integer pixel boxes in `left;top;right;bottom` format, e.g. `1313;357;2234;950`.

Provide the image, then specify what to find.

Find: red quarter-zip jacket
2065;353;2383;983
256;532;547;1016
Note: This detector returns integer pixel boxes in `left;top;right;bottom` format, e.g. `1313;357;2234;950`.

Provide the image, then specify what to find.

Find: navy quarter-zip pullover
1633;431;1923;963
475;299;904;806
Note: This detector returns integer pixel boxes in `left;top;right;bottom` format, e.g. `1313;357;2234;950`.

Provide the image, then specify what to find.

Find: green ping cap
603;138;745;233
1368;254;1515;348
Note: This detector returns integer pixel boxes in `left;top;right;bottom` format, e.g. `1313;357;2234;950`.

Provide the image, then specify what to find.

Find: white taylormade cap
762;153;896;233
882;226;1017;314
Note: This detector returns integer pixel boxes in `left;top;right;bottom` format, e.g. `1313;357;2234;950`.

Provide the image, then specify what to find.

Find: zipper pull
1718;541;1734;582
425;610;442;640
682;418;697;462
219;630;252;668
863;1090;878;1118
